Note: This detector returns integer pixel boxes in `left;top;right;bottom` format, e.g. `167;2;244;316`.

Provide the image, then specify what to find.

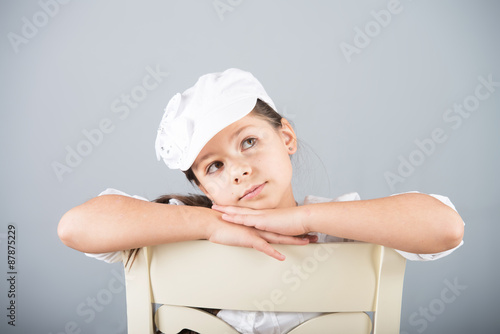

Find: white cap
155;68;277;171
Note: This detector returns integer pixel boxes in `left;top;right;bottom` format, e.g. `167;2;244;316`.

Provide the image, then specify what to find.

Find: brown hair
125;99;285;268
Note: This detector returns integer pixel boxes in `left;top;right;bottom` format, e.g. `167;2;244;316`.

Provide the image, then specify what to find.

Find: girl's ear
280;118;297;154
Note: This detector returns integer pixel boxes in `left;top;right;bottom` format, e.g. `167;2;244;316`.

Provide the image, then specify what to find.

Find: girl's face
191;113;298;209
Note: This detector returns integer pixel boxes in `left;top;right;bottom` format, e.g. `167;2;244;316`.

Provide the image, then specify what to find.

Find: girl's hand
207;217;314;261
211;204;312;238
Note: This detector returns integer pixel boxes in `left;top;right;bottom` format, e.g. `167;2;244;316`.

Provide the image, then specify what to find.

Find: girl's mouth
240;183;266;200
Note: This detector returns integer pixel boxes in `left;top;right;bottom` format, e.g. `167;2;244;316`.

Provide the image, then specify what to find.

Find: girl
58;68;465;333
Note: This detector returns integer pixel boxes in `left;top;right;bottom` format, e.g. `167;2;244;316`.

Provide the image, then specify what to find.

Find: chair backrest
123;241;406;334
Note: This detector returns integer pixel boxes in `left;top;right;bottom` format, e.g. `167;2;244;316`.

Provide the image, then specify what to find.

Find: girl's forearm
58;195;214;253
303;193;464;254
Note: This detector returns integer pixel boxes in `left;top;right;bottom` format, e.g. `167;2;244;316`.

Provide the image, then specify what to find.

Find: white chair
123;240;406;334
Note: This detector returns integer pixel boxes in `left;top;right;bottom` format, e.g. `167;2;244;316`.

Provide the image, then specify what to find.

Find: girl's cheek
202;178;227;198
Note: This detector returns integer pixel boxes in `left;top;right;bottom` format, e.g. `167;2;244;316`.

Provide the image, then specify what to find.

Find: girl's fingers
259;231;310;245
214;205;276;231
253;233;312;261
221;213;257;227
211;204;226;213
212;204;259;216
252;238;286;261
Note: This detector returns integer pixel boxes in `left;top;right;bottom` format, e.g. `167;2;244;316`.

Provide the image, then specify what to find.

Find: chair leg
155;305;240;334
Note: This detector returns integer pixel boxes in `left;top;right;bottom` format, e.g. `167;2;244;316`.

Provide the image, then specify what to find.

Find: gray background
1;0;499;333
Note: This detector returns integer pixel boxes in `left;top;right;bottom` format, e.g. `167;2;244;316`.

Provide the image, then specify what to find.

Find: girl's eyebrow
230;125;253;142
193;152;216;170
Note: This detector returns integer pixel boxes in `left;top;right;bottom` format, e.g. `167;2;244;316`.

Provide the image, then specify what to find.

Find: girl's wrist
298;205;314;234
299;202;338;235
175;205;217;241
201;207;222;241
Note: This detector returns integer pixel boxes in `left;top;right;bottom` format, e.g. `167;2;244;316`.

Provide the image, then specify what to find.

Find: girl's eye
242;138;256;150
207;161;223;174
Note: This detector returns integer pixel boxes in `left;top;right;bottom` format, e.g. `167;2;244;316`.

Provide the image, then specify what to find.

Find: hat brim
181;96;258;171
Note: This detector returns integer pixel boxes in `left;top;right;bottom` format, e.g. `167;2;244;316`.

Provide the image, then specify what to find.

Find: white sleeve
84;188;151;264
391;191;465;261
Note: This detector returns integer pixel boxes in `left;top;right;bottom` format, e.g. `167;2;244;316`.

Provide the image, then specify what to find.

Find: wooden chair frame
123;241;406;334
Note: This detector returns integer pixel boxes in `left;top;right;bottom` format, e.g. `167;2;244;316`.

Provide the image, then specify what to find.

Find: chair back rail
124;241;406;334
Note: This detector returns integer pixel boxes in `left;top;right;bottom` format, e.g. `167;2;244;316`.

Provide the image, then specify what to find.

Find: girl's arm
213;193;464;254
57;194;311;261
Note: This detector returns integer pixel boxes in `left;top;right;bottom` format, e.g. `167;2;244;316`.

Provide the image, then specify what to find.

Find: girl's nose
230;162;252;184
